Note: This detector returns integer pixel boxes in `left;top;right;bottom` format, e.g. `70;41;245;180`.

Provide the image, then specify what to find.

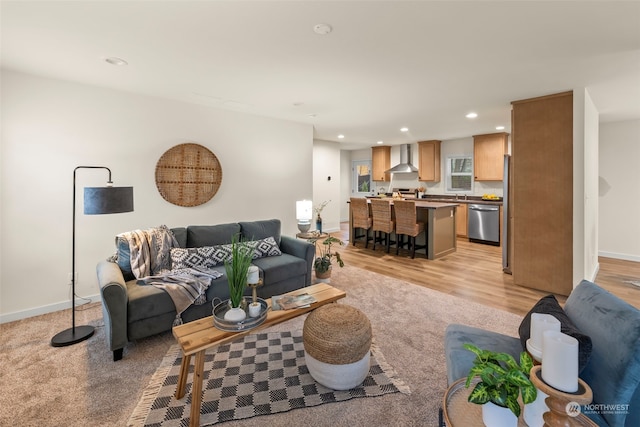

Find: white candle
528;313;561;361
541;331;579;392
247;265;259;284
249;302;261;318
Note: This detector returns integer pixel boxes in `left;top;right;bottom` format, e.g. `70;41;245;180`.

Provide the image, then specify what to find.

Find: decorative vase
482;401;518;427
224;306;247;322
316;214;323;234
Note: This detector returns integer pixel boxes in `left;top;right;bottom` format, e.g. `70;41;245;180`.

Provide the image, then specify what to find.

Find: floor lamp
51;166;134;347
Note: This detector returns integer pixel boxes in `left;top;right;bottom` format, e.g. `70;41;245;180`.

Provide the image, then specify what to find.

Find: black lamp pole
51;166;133;347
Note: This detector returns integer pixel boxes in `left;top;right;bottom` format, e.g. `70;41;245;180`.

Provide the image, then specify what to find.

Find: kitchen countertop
362;197;459;209
420;195;503;206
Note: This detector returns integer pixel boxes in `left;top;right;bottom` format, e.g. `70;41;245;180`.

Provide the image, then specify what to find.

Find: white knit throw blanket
119;225;220;325
120;225;177;278
138;267;222;325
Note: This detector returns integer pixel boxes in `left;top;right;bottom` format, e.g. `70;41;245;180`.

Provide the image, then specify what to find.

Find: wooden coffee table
172;283;347;427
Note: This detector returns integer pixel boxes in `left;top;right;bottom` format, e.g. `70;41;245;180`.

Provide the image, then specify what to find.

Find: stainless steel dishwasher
468;204;500;245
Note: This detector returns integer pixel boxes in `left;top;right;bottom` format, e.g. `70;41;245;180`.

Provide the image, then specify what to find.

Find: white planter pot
524;388;549;427
482;401;518;427
224;307;246;322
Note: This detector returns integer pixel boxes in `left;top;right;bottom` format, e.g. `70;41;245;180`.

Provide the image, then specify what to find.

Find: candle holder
247;279;264;304
529;365;597;427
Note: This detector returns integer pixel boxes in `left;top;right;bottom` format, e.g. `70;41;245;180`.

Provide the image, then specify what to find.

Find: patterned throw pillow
170;236;281;270
247;236;282;258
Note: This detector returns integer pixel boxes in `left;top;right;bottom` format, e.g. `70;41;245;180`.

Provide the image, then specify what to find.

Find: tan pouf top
303;304;372;365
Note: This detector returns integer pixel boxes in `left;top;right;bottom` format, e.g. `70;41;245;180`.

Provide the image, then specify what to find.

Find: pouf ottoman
303;303;372;390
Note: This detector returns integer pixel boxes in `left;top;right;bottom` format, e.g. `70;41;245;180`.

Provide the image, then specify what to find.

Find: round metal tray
212;298;269;332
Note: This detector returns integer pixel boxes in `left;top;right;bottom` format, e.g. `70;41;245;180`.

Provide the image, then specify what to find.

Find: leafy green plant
224;235;255;308
464;343;537;417
311;235;345;274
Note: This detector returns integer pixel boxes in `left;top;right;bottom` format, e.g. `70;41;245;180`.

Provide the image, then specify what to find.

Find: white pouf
304;350;370;390
303;304;372;390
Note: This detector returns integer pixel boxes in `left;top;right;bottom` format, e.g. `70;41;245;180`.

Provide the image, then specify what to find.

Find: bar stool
393;200;426;258
370;199;395;253
350;197;373;248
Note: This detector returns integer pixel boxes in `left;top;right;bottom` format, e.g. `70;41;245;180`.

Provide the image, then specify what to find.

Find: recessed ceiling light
338;134;345;139
313;23;332;35
466;112;478;119
105;57;128;66
377;141;384;145
400;127;409;132
496;126;505;130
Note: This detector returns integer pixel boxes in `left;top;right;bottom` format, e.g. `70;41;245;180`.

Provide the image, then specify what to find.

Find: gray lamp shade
84;187;134;215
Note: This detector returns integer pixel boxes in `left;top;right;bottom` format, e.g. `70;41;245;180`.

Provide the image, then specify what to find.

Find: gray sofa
445;279;640;427
97;219;315;361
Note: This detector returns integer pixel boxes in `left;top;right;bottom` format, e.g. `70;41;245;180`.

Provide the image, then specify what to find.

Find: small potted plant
312;235;344;279
463;343;537;426
223;235;255;322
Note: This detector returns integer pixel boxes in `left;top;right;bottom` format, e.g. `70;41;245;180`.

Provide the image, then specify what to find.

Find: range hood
385;144;418;174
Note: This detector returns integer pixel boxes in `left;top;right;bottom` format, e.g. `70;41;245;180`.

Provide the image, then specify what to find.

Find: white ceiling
2;1;639;149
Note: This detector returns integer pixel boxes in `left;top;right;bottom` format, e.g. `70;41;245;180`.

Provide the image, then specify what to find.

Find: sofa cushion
518;294;592;373
445;323;523;385
240;219;281;245
251;253;306;285
126;279;176;322
186;223;241;247
171;227;187;248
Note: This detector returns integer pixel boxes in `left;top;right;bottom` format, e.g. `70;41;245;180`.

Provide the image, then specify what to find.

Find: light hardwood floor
332;222;640;317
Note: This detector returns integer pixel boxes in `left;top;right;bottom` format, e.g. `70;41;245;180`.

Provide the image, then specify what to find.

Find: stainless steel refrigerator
502;154;511;274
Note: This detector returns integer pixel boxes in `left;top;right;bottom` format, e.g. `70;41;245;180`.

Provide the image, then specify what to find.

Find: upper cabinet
371;146;391;181
473;132;509;181
417;140;441;182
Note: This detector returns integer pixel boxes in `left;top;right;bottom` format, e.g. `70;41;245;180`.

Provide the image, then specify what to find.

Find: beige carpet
0;265;522;427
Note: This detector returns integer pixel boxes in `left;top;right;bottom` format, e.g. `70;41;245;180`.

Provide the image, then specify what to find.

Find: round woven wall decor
155;143;222;207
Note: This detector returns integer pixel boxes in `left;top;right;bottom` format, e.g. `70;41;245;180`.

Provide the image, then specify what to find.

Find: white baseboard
598;251;640;263
589;262;600;282
0;293;102;324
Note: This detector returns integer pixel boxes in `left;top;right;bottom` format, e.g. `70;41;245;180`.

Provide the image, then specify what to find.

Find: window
446;156;473;193
352;160;372;195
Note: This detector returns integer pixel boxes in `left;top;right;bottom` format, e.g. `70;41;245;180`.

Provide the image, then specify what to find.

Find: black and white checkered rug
129;330;409;426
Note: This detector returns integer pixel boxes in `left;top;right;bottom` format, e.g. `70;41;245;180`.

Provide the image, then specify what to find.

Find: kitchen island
348;198;458;259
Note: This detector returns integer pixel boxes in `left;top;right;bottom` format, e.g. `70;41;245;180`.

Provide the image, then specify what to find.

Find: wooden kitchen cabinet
417;140;441;182
456;203;468;237
371;146;391;181
473;132;508;181
511;91;573;296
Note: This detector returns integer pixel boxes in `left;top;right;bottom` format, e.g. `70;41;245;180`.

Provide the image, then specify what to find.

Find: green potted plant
223;234;255;322
463;343;537;426
312;235;344;279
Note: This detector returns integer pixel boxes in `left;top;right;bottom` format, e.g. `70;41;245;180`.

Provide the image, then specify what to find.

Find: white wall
312;140;341;233
599;119;640;261
340;150;352;222
582;90;600;281
1;70;313;322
